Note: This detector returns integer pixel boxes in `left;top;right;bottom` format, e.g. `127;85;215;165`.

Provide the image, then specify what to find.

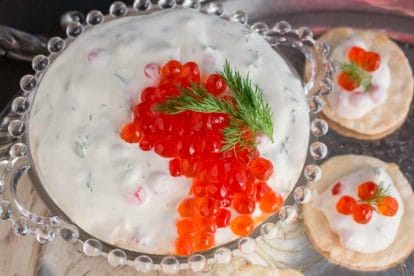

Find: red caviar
215;208;231;228
334;180;398;224
331;182;342;195
120;59;282;255
119;122;141;143
161;59;181;80
205;73;227;96
178;197;202;217
377;196;398;216
247;157;274;181
336;195;357;215
176;217;195;236
230;215;254;236
348;46;380;72
232;193;256;214
259;191;284;213
193;232;215;251
338;46;381;91
357;181;377;200
175;236;193;256
337;72;358;91
353;203;373;224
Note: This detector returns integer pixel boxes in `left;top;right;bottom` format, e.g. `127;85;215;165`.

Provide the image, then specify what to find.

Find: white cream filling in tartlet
327;36;391;119
316;167;403;253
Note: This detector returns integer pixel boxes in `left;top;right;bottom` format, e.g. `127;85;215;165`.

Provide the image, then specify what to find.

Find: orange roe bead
259;191;283;213
256;182;272;201
192;215;217;233
357;181;377;200
352;203;373;224
180;61;201;87
175;236;193;256
181;159;197;177
119;122;141;143
336;195;357;215
359;51;380;72
337;72;358;91
140;86;157;103
348;46;366;63
161;59;181;80
331;182;342;195
205;73;227;96
215;208;231;228
178;197;202;217
193;232;215;251
232;193;256;214
230;215;254;236
169;158;182;177
199;197;219;217
191;178;206;197
176;217;195;236
377;196;399;216
243;180;257;198
248;157;273;181
348;46;381;72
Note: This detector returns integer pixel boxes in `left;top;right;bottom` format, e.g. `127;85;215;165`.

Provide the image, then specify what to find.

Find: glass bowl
0;0;333;273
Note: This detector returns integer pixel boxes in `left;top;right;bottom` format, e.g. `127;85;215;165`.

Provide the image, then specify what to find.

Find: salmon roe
352;203;373;224
120;60;283;255
331;182;342;195
357;181;377;200
205;73;227;96
348;46;381;72
119;122;141;143
335;180;398;224
175;236;193;256
377;196;399;216
338;46;381;91
259;191;284;213
336;195;357;215
337;72;358;92
230;215;254;236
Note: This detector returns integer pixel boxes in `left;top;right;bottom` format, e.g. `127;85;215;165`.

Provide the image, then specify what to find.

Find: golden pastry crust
318;27;413;139
319;112;406;141
303;155;414;271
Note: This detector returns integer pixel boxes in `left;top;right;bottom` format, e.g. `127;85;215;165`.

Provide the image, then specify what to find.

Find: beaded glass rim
0;0;334;273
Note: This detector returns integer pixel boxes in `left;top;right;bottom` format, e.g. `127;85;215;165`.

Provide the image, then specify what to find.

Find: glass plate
0;0;413;274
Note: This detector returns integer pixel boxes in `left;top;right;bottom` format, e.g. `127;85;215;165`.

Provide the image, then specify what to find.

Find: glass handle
0;25;48;61
9;156;60;225
264;21;335;96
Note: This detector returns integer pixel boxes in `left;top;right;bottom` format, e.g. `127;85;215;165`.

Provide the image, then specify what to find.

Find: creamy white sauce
316;167;403;253
327;36;391;119
28;8;309;254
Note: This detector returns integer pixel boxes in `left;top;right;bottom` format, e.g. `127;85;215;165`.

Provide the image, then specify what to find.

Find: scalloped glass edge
0;0;334;273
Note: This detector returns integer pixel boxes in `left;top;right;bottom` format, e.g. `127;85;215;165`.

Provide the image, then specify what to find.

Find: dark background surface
0;0;120;108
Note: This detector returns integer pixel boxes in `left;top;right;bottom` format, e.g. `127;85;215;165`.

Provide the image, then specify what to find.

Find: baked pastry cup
303;154;414;271
318;27;413;140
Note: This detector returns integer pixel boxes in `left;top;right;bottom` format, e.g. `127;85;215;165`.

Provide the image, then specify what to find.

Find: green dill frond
157;61;275;152
340;62;372;92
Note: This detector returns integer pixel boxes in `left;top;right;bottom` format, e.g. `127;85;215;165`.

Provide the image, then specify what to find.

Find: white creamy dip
327;36;391;119
29;8;309;253
317;167;403;253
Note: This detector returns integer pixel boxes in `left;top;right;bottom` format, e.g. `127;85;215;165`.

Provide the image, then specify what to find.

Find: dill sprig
220;62;274;142
156;61;274;152
340;62;372;92
363;181;391;207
